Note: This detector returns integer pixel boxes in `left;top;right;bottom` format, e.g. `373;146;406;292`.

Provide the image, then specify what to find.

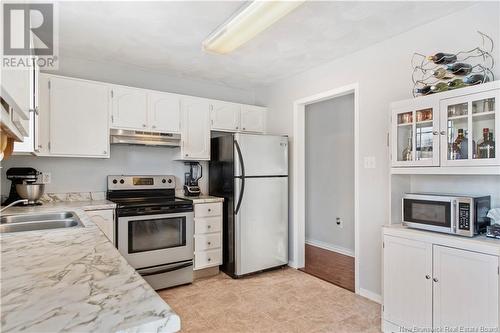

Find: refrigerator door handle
234;140;245;215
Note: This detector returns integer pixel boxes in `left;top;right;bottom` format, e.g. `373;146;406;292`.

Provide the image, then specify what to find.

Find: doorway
300;93;355;291
289;83;360;294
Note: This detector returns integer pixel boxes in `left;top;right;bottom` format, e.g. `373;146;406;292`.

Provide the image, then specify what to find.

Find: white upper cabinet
211;101;241;132
179;98;211;160
241;105;266;133
391;81;500;171
110;86;148;130
148;91;181;133
14;58;40;154
45;75;110;157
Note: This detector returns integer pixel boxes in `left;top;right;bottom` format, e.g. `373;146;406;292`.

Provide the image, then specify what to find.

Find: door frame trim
292;83;360;294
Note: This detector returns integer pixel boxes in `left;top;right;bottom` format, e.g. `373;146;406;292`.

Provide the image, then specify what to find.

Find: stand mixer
183;162;202;197
3;167;45;206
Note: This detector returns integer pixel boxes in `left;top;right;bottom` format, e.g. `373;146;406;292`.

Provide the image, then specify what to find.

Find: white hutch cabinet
391;81;500;172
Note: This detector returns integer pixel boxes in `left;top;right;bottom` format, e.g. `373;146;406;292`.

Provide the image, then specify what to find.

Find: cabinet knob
208;258;212;262
433;277;438;282
185;154;189;157
143;124;147;128
208;208;211;212
152;125;156;129
243;128;246;131
440;131;446;136
425;275;431;279
208;241;211;245
236;126;239;130
432;131;439;136
207;225;211;229
103;151;107;154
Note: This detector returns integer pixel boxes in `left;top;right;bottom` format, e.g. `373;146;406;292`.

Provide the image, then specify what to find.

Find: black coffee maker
3;167;41;205
183;162;202;197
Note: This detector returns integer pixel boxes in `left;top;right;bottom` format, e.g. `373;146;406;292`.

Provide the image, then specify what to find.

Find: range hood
110;129;181;147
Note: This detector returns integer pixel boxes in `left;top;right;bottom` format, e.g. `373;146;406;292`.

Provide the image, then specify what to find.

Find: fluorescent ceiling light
203;1;306;54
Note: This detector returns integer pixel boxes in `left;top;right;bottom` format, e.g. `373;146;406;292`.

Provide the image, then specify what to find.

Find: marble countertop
1;206;180;333
1;200;116;214
175;194;224;204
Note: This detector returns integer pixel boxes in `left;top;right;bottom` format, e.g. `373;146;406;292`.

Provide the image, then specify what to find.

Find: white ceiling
55;1;473;90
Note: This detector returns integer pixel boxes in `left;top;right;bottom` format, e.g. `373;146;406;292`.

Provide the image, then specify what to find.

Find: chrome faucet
0;199;29;213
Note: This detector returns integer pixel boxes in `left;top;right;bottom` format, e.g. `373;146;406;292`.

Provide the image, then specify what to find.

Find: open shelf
447;115;468;121
416;120;433;126
397;122;412;127
472;110;495;119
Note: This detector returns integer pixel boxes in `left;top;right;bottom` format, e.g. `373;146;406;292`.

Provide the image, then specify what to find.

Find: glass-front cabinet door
440;89;499;166
391;100;440;167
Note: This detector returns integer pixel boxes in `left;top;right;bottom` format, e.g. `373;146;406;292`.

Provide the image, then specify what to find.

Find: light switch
363;156;376;169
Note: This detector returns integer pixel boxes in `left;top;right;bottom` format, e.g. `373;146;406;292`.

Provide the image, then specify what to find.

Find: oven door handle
137;261;193;277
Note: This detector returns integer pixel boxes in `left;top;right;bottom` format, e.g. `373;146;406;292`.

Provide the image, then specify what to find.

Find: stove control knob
112;179;118;184
168;179;173;184
119;179;125;184
162;179;166;183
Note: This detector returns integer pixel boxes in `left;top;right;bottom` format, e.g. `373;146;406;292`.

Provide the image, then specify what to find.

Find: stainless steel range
107;175;194;290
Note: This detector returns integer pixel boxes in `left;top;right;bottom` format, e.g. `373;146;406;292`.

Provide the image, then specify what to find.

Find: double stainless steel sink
0;211;84;233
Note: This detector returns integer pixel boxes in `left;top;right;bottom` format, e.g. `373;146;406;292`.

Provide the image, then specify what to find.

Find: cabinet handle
207;225;211;229
432;131;439;136
236;126;239;130
143;124;147;128
208;241;211;246
243;128;246;131
425;275;431;279
440;131;446;136
103;151;107;154
208;208;211;212
208;257;212;262
433;277;438;282
185;154;189;157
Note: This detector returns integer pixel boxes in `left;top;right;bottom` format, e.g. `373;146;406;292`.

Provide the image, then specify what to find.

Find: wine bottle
430;82;449;93
446;63;472;75
433;68;454;80
427;52;457;65
415;85;432;95
464;74;488;85
447;78;467;89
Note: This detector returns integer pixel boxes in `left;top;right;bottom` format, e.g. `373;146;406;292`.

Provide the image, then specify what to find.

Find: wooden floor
300;243;355;292
159;267;380;332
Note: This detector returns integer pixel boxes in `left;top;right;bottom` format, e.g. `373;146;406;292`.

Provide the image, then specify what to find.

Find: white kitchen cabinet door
86;209;115;244
180;98;211;160
111;86;148;130
148;92;180;133
383;235;433;330
211;101;241;132
240;105;266;133
1;65;31;123
49;76;110;157
433;245;498;329
36;74;50;155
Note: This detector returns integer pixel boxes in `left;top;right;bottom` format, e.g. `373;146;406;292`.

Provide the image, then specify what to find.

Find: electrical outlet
363;156;376;169
41;172;51;184
336;217;343;228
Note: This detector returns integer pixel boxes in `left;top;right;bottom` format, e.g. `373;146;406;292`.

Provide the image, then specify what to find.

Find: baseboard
359;288;382;304
305;238;355;257
288;260;299;268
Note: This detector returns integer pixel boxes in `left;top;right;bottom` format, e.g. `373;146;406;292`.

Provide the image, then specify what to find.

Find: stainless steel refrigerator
209;132;288;277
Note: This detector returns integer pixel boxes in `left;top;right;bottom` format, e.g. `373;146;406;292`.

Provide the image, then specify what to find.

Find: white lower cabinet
383;232;499;332
86;209;115;244
193;202;223;270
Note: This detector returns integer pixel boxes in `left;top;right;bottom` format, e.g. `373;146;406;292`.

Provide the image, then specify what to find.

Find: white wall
1;145;208;197
255;3;500;297
45;54;256;105
305;94;354;254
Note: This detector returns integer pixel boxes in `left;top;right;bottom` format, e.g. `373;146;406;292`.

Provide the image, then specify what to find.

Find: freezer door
235;177;288;276
235;134;288;177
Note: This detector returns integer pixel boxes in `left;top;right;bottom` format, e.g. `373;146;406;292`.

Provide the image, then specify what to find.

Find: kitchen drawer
194;202;222;217
195;216;222;234
195;248;222;269
195;233;221;251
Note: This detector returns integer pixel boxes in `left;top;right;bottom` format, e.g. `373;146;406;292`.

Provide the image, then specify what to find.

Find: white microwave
402;193;491;237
